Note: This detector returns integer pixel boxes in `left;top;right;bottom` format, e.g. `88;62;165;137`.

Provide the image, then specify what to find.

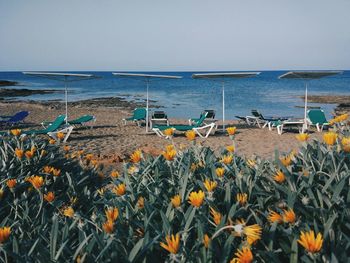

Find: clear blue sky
0;0;349;71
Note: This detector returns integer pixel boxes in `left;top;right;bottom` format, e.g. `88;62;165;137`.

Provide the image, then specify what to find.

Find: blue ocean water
1;71;350;119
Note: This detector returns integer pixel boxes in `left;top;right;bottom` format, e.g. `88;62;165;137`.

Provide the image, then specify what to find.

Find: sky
0;0;349;71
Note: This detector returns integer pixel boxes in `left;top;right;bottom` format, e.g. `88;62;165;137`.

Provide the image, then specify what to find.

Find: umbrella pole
222;81;225;132
65;76;68;125
146;79;149;133
304;81;308;131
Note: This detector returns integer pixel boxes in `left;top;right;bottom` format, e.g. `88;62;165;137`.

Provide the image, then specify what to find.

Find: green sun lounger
42;115;96;129
23;115;73;142
152;112;216;138
123;108;147;126
307;109;329;132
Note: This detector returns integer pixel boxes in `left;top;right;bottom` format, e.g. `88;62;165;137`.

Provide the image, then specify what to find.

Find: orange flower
52;168;61;176
63;145;70;151
203;234;210;248
226;127;237;136
137;197;145;209
268;210;283;224
226;145;235;153
171;195;181;208
25;150;34;159
105;207;119;222
163;128;174;137
243;224;262;245
165;144;175;152
43;166;53;173
221;155;233;165
0;227;11;244
63;206;75;218
185;130;196;141
203;179;217;192
273;171;285;183
298;230;323;253
57;132;65;140
323;132;337;146
110;170;119;178
188;190;205;207
280;155;292;166
10;129;21;136
216;167;225;177
6;179;16;189
44;192;55;202
163;149;177;161
130;150;142;163
210;207;222;225
27;175;44;189
236;193;248;206
102;220;114;234
85;153;94;161
160;233;180;254
296;133;309;142
49;139;56;144
230;247;253;263
15;148;24;159
282;208;296;224
113;183;126;196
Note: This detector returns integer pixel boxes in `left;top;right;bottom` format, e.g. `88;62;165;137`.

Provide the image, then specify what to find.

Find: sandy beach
1;97;327;166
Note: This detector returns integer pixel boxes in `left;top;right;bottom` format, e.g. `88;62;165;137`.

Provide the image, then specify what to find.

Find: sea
1;71;350;119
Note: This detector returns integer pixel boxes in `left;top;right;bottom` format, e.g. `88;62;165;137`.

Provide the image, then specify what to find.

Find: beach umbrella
192;72;261;131
278;71;342;130
112;73;182;133
23;72;98;124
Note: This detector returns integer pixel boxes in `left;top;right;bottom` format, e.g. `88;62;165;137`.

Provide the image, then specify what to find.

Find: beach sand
1;99;324;167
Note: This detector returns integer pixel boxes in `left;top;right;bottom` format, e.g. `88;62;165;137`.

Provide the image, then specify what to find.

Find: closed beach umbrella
192;72;261;131
112;73;182;133
278;71;342;129
23;72;98;124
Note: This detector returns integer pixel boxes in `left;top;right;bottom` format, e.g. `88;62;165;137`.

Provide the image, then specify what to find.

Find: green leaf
128;238;144;262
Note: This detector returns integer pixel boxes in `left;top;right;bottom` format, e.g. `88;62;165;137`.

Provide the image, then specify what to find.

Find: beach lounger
42;115;96;129
123;108;146;126
22;115;73;142
150;111;169;128
276;119;306;135
0;111;29;127
189;110;217;126
250;110;293;129
307;109;329;132
152;112;216;138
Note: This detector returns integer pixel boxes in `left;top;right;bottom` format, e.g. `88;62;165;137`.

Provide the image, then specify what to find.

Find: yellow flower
43;166;53;173
0;227;11;244
226;127;237;136
323;132;338;146
164;128;174;137
57;132;65;140
185;130;196;141
6;179;17;189
27;175;44;189
230;247;253;263
102;220;114;234
10;129;21;136
128;165;138;174
216;167;225;177
203;234;210;248
130;150;142;163
44;192;55;202
282;208;296;224
165;144;175;152
273;171;286;183
63;206;75;218
52;168;61;176
236;193;248;206
221;155;233;165
97;188;105;196
343;144;350;153
63;145;70;151
163;149;177;161
15;148;24;159
25;150;34;159
137;197;145;209
226;145;235;153
110;170;119;178
204;179;217;192
188;190;205;207
280;155;292;166
298;230;323;254
210;207;222;225
335;113;348;122
247;159;256;168
160;233;180;254
296;133;309;142
49;139;56;144
113;183;126;196
105;207;119;222
243;224;262;245
171;195;181;208
268;210;283;224
341;137;350;146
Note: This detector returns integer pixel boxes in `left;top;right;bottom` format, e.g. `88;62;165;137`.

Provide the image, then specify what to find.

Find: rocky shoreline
300;95;350;114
